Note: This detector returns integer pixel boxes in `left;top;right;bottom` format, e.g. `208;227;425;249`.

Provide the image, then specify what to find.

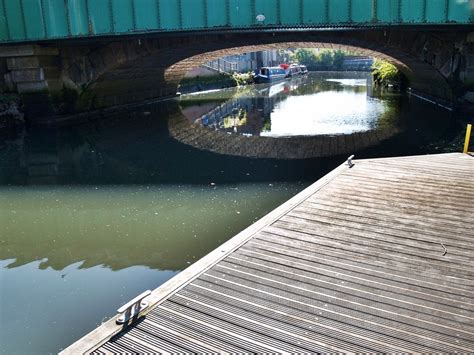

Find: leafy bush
371;59;401;85
232;72;254;86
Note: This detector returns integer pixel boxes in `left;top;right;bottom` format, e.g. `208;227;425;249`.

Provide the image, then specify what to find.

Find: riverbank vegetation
178;73;237;94
179;71;254;94
371;59;404;88
284;49;349;70
232;72;254;86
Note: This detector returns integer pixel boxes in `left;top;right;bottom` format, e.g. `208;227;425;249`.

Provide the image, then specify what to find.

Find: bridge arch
76;30;456;110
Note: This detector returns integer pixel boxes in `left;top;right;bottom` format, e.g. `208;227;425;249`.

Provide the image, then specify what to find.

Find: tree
372;59;401;86
332;50;346;69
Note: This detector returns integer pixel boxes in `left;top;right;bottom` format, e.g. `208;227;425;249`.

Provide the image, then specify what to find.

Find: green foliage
371;59;400;85
232;72;254;86
332;50;346;69
288;48;350;69
290;48;318;65
180;74;234;86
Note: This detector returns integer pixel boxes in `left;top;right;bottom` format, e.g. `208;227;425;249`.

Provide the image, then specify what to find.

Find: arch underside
84;31;454;110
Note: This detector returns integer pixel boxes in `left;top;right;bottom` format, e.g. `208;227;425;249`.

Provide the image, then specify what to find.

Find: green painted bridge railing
0;0;472;43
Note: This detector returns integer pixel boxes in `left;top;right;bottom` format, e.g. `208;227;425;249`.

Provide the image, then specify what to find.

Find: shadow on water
0;72;463;355
0;72;461;272
0;100;342;186
0;72;461;271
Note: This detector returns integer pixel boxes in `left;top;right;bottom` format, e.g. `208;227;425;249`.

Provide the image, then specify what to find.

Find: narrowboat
281;64;309;78
254;67;287;84
286;64;302;77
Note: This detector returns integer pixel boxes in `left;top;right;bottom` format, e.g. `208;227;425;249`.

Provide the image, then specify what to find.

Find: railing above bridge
0;0;472;43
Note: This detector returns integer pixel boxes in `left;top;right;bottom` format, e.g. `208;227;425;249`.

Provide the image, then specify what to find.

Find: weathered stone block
11;68;44;83
6;56;59;70
7;56;40;69
16;81;48;93
0;45;59;58
3;72;16;91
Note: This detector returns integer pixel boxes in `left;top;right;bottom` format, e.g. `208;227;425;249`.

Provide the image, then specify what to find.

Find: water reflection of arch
173;79;400;159
198;83;292;136
189;76;325;135
169;114;399;160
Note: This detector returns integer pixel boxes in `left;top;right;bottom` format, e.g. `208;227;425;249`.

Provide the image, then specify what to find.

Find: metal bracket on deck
116;290;151;324
346;155;355;168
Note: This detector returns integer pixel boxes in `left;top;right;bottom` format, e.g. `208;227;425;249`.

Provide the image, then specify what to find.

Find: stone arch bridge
0;0;472;118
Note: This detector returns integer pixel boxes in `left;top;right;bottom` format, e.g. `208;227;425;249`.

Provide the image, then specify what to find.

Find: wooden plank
311;188;472;217
249;235;474;296
211;261;474;332
61;161;349;354
200;271;473;352
276;216;473;274
268;222;473;280
306;194;471;225
181;283;413;353
316;181;473;209
62;153;474;354
233;247;473;309
188;278;458;353
294;203;474;249
224;254;473;320
335;173;474;199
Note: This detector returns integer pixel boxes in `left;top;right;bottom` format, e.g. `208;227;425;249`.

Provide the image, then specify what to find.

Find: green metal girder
0;0;472;42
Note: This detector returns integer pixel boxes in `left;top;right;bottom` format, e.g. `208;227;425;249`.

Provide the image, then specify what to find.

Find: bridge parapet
1;28;473;121
0;0;472;43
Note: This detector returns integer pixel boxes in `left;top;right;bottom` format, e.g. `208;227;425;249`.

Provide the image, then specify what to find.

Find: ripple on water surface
0;182;304;354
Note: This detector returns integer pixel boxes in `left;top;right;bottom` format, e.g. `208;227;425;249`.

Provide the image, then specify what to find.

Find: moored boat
254;66;287;84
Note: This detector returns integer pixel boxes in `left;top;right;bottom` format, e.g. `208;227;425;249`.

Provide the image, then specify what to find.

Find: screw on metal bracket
116;290;152;324
346;155;355;168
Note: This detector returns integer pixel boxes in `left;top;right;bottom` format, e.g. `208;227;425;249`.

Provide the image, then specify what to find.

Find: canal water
0;72;460;354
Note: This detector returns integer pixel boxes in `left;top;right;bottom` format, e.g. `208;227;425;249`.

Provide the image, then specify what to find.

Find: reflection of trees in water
191;75;376;137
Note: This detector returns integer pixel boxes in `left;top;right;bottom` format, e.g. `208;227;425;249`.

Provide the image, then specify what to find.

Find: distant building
202;50;285;74
341;56;374;71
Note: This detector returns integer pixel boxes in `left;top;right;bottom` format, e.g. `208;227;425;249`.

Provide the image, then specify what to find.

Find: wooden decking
62;153;474;354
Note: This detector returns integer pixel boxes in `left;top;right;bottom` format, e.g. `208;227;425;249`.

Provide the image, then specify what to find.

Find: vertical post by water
463;124;472;154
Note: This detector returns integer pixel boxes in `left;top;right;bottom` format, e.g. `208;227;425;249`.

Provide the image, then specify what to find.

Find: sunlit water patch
181;72;397;138
261;91;387;136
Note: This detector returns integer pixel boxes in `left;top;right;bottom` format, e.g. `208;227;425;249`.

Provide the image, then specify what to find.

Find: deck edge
60;159;350;355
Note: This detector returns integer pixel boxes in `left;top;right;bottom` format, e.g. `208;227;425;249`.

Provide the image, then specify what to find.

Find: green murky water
0;72;459;354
